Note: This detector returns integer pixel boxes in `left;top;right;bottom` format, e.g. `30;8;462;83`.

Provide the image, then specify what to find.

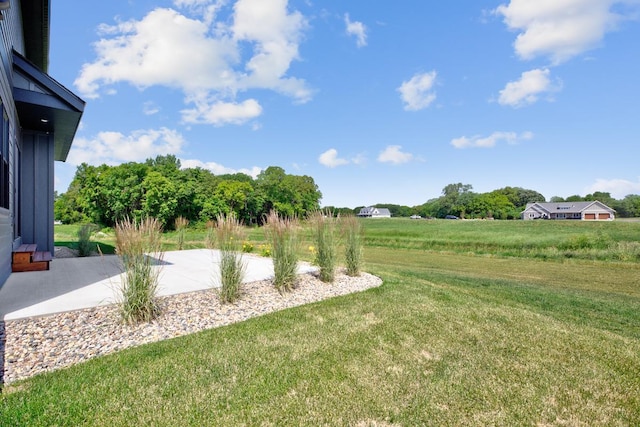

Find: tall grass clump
309;210;337;282
205;220;216;249
77;223;98;257
264;210;299;292
214;213;246;303
115;217;163;324
175;216;189;250
342;214;363;276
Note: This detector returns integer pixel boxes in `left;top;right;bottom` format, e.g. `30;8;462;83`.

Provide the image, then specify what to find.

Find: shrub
175;216;189;250
77;224;98;257
242;241;254;253
342;214;363;276
214;213;246;303
258;244;272;257
264;211;299;292
115;217;164;324
309;210;337;282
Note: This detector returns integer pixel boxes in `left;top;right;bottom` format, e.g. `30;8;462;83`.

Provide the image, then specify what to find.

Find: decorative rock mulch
2;270;382;386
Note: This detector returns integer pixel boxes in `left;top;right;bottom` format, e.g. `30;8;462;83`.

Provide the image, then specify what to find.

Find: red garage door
585;213;596;220
598;213;610;220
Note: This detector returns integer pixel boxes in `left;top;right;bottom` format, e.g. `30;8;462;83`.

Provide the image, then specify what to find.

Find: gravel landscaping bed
2;270;382;386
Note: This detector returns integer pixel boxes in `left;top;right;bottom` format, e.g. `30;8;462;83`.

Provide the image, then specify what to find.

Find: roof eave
20;0;50;72
13;51;85;162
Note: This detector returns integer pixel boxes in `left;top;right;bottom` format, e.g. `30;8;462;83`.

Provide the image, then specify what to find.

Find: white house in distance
357;206;392;218
521;201;615;221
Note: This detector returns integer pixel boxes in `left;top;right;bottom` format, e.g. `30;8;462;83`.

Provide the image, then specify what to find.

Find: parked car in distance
445;215;459;220
410;215;422;219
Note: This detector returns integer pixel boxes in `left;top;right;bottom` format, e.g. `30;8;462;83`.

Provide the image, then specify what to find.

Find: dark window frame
0;103;8;210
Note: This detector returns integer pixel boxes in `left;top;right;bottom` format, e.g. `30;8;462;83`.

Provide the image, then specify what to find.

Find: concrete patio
0;249;317;321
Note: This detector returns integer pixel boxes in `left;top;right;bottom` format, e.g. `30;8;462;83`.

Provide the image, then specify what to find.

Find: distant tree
54;163;108;224
550;196;565;202
93;162;148;225
494;186;545;208
440;183;475;218
467;192;515;219
622;194;640;217
146;154;181;178
256;167;321;219
584;191;615;206
142;171;178;227
565;194;584;202
321;207;355;217
609;194;640;218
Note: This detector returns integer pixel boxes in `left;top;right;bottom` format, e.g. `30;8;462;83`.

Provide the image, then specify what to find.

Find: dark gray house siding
0;1;84;287
0;209;10;285
20;132;55;254
0;4;25;286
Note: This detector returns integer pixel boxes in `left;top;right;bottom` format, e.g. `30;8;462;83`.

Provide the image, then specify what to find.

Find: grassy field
2;219;639;425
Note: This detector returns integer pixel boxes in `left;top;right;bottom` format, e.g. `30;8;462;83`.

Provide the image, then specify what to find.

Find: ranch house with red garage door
521;201;616;221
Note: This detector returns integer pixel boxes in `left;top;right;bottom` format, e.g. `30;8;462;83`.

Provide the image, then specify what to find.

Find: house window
0;105;8;210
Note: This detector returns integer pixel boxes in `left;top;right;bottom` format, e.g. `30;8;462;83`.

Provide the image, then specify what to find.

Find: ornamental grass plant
342;214;363;276
77;223;98;257
174;216;189;250
214;213;246;304
115;217;164;324
264;210;299;292
309;210;337;282
205;220;216;249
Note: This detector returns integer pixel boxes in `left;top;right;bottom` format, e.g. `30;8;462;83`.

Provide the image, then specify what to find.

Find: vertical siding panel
21;132;54;254
0;3;25;287
0;209;10;286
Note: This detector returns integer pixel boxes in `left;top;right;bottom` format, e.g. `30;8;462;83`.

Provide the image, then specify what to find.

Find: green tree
584;191;615;206
256;167;321;220
94;162;148;225
440;183;475;218
468;192;516;219
494;186;545;208
142;171;178;227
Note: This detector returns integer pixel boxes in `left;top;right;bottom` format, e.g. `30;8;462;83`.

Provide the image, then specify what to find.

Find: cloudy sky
50;0;640;207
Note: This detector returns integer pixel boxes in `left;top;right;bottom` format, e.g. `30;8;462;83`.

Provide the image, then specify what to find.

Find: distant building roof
522;201;615;215
357;206;391;217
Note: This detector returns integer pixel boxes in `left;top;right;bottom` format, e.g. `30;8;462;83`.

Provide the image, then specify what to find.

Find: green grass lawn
2;219;639;425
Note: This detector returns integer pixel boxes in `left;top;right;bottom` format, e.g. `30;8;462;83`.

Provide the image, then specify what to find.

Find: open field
2;219;639;425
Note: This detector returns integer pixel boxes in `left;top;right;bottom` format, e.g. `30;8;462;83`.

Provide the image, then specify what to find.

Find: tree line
55;155;322;228
56;160;640;227
326;183;640;219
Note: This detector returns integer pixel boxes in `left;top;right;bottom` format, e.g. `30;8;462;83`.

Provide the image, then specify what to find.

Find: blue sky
50;0;640;208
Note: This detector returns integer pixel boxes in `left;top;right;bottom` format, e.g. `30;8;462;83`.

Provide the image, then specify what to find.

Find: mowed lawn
1;219;639;425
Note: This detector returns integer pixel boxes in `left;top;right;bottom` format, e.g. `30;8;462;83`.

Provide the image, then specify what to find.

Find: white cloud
585;178;640;199
377;145;414;165
143;101;160;115
180;159;263;178
345;13;367;47
181;98;263;125
494;0;633;64
74;1;312;125
398;71;437;111
351;153;367;165
319;148;349;168
498;68;560;107
67;128;186;165
451;131;533;149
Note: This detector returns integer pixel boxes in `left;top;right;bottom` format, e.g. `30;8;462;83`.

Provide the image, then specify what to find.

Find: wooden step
12;261;50;272
33;251;53;263
12;245;52;272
